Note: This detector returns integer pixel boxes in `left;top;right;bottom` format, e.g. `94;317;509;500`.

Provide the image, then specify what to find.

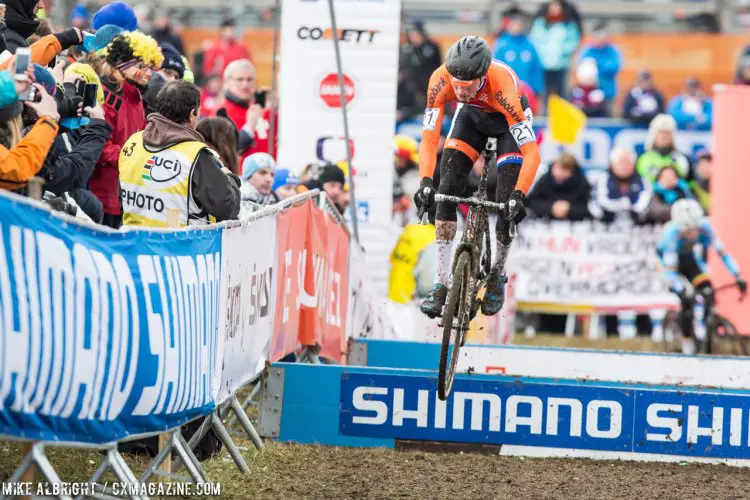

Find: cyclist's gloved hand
414;177;436;211
506;190;527;223
737;277;747;294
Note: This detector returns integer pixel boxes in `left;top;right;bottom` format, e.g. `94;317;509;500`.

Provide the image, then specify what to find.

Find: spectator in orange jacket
0;71;61;190
1;27;83;70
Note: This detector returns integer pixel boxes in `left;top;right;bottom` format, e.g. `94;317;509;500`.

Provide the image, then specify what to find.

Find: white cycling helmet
671;199;704;230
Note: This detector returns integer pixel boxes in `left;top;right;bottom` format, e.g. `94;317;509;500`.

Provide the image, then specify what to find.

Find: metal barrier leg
210;414;250;474
231;396;265;450
564;313;576;337
141;429;208;485
172;431;210;484
86;446;145;500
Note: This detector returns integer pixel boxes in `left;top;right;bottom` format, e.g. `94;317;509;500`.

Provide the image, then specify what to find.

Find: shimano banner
340;372;750;460
0;195;221;444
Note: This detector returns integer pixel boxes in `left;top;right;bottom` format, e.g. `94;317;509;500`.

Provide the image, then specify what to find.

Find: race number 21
423;108;440;131
510;120;536;147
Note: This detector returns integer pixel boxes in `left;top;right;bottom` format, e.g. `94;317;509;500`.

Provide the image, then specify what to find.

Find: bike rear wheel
710;314;747;356
438;249;472;401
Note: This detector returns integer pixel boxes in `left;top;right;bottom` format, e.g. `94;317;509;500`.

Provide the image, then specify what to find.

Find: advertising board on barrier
272;200;350;362
217;216;278;401
0;195;221;444
509;220;677;311
339;372;750;460
278;0;401;292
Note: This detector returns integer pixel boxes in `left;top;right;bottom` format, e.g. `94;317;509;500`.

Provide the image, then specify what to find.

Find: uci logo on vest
142;153;184;184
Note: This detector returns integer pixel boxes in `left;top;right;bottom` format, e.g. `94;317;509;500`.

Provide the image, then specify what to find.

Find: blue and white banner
0;194;222;444
340;372;750;460
396;117;712;171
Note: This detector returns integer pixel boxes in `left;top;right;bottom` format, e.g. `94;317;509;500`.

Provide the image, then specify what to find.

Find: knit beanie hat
105;32;164;72
32;64;57;96
92;2;138;31
273;168;300;191
159;43;185;79
242;153;276;181
318;163;346;186
0;71;22;122
85;24;123;54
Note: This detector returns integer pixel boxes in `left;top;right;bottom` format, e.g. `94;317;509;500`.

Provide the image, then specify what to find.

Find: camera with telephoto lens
57;82;84;119
43;193;78;217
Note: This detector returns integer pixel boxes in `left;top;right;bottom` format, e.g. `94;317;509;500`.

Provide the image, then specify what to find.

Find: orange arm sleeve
0;117;59;190
418;68;452;178
0;35;63;71
489;67;541;195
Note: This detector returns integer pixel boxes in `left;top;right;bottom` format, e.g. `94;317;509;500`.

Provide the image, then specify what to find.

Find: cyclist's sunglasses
450;77;478;87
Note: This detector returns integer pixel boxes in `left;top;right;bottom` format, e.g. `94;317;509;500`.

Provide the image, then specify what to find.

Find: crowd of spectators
0;0;357;231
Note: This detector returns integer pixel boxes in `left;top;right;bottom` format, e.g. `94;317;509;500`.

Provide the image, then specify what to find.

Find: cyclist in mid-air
657;199;746;354
413;36;541;318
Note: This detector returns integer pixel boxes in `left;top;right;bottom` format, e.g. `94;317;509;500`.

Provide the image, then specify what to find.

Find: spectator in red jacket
201;18;251;79
216;58;277;160
91;31;163;228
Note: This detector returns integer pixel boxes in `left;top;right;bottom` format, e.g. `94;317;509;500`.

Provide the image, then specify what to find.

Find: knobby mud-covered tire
438;250;472;401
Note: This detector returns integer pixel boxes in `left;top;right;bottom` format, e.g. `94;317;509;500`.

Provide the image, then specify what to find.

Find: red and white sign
319;73;355;108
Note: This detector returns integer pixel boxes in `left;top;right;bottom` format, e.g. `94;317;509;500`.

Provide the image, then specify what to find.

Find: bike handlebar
418;195;516;237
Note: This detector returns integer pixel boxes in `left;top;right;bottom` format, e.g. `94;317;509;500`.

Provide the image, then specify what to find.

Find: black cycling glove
506;189;527;223
414;177;436;211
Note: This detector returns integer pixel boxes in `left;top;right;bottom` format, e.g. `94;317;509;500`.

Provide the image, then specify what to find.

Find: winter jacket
151;28;184;56
636;149;692;185
201;38;251;78
648;179;694;223
0;117;59;190
690;179;711;213
397;75;422;123
90;78;146;216
399;39;442;96
529;19;580;71
239;181;276;217
217;93;278;160
141;113;241;222
668;94;713;131
39;119;113;195
570;84;608;117
577;44;621;101
0;30;80;71
622;86;665;126
588;171;652;223
526;167;591;221
492;33;545;95
4;0;38;53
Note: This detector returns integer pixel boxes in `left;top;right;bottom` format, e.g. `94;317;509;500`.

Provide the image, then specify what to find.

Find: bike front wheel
438;249;472;401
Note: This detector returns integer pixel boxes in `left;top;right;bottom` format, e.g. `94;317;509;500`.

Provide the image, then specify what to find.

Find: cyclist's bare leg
421;147;475;317
435;221;457;286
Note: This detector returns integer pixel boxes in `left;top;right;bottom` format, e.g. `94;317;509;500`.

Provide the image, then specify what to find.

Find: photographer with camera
18;62;111;222
0;65;60;190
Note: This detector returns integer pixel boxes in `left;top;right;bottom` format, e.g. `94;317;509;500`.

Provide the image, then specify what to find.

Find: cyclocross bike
420;138;514;400
662;282;747;355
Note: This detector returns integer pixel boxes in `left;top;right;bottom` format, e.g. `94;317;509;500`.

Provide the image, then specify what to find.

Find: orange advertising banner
271;199;350;361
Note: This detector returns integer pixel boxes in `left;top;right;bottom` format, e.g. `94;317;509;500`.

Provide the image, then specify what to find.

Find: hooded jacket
0;116;59;190
526;166;592;221
90;78;146;215
141;113;241;222
4;0;39;53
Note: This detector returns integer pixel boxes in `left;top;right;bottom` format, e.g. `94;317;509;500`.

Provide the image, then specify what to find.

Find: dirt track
4;440;745;499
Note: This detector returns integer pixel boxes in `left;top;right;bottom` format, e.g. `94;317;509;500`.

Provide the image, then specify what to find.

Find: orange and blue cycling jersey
418;61;541;194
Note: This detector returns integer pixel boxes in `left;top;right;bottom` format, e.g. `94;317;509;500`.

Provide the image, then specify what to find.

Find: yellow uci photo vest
119;132;210;228
388;224;436;304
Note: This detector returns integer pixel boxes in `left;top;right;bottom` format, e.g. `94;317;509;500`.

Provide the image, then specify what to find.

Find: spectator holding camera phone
0;66;60;190
216;58;277;161
17;62;112;222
